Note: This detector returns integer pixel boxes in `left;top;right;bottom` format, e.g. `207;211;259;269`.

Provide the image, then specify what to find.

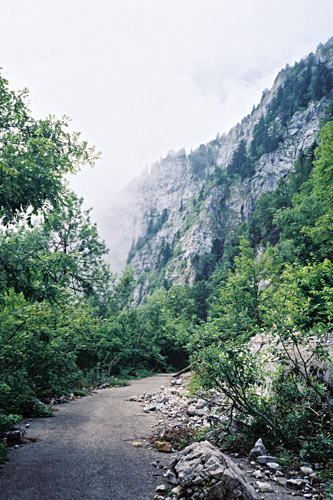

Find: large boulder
166;441;258;499
248;438;266;461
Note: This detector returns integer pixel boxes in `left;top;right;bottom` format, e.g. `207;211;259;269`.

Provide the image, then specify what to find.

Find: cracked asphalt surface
0;374;174;500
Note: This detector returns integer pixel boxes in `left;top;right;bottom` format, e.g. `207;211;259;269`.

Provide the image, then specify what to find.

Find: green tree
0;73;99;224
208;239;278;338
304;119;333;255
274;119;333;262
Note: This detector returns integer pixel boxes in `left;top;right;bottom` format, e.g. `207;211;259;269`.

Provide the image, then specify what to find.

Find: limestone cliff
104;37;333;296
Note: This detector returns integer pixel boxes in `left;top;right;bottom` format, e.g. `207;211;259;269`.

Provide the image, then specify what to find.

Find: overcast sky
1;0;332;235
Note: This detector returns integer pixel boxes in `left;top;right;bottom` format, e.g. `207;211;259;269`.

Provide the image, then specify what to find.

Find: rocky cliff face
105;38;333;295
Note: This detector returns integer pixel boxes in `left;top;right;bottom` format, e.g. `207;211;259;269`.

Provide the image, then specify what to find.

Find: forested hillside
0;39;332;483
106;37;333;301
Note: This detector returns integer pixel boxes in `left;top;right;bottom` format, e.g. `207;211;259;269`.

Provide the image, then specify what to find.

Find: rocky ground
127;373;329;500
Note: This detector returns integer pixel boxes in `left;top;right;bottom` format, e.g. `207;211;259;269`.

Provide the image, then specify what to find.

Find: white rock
156;484;168;493
256;481;273;493
300;466;314;475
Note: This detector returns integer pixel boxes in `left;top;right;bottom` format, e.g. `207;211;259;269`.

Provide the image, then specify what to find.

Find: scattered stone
156;484;168;493
286;478;307;490
155;441;173;453
300;466;314;475
144;376;323;500
164;469;177;484
256;481;273;493
4;429;24;444
171;485;182;496
249;438;266;460
187;405;197;416
267;462;281;472
274;477;287;487
132;442;142;447
166;441;258;499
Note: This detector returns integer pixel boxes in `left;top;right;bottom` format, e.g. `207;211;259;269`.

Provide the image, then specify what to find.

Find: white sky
0;0;332;237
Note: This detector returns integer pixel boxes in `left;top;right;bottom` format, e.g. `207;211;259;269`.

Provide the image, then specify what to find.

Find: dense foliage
0;74;190;436
190;119;333;472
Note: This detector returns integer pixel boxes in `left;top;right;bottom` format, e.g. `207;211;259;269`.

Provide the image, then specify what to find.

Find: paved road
0;375;174;500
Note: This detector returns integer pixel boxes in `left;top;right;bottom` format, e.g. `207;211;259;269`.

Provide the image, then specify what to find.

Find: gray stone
168;441;258;499
4;429;24;444
300;466;314;475
266;462;281;471
256;455;278;464
286;478;307;490
256;481;273;493
187;405;197;416
164;469;178;484
249;439;266;460
156;484;168;493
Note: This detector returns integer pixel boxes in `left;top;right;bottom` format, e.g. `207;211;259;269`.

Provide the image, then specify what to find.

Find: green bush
0;412;22;434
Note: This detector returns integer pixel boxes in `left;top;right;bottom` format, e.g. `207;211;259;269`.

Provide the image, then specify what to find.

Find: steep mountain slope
105;38;333;296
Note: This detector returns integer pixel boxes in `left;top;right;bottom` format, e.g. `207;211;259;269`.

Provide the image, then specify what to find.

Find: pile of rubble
128;375;328;500
156;440;258;500
129;374;226;432
244;438;323;497
153;439;326;500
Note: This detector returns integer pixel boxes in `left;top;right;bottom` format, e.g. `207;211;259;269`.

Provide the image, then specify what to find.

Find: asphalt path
0;374;174;500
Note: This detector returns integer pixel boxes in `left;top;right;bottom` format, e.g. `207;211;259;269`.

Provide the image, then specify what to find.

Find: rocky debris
300;466;314;475
156;484;168;493
163;441;258;499
129;374;226;435
266;462;281;472
155;441;173;453
286;478;308;490
43;389;94;406
133;442;143;447
139;377;329;499
2;429;24;445
256;481;273;493
248;438;266;460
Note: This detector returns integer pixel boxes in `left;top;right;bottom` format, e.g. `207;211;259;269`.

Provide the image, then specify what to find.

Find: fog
1;0;332;242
